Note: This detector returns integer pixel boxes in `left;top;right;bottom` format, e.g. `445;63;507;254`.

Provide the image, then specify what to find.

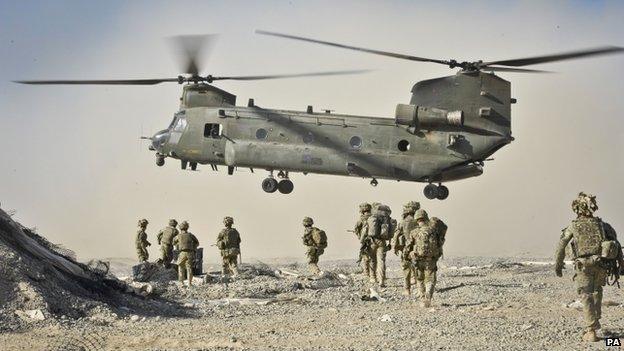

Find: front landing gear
424;183;449;200
262;171;294;194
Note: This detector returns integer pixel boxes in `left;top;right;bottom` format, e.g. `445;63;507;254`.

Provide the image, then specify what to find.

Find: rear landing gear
423;183;450;200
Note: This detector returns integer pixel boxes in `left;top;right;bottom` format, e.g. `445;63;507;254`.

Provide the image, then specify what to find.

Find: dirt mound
0;209;187;332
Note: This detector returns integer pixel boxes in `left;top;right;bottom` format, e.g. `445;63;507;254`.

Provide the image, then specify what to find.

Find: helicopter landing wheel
370;178;378;187
156;155;165;167
423;184;439;199
190;162;197;171
278;179;294;194
261;177;279;193
437;185;449;200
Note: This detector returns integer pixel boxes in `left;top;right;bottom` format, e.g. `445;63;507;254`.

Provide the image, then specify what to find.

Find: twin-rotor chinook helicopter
16;33;624;199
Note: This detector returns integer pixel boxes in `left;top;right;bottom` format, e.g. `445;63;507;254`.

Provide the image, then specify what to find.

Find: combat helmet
404;201;421;212
414;209;429;222
138;218;148;226
223;216;234;225
359;203;372;212
168;219;178;227
179;221;189;230
572;192;598;217
302;217;314;226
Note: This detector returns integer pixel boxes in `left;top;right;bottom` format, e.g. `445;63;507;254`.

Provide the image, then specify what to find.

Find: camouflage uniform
135;219;151;262
173;221;199;285
157;219;179;268
406;209;446;307
363;204;395;287
354;203;373;278
392;201;420;295
555;192;622;342
217;216;241;276
302;217;327;275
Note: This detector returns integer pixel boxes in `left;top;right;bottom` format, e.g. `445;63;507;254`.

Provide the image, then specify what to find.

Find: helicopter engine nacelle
395;104;463;129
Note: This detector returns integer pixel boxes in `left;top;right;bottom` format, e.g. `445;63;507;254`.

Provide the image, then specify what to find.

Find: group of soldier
134;217;241;285
349;201;447;308
134;191;622;342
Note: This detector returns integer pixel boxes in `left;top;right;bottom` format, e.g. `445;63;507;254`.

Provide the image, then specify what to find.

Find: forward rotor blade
485;46;624;67
169;34;218;75
256;30;450;66
483;66;552;73
210;69;372;81
13;78;179;85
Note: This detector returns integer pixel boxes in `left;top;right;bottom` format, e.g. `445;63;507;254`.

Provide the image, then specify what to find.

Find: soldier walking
354;203;373;279
173;221;199;286
302;217;327;275
392;201;420;295
135;219;151;262
406;209;447;307
217;216;242;277
156;219;179;268
555;192;623;342
364;203;396;287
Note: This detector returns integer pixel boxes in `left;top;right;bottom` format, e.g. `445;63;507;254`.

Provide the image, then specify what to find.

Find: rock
567;300;583;310
379;314;393;322
15;309;45;321
130;314;140;322
521;324;533;331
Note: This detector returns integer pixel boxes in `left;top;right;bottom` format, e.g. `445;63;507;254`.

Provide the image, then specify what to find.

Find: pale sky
1;0;623;261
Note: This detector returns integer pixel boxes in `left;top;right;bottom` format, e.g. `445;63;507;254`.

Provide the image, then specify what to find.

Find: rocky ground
1;209;623;350
2;256;624;351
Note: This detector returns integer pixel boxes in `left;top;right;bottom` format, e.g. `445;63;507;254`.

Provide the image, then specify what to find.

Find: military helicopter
15;34;623;200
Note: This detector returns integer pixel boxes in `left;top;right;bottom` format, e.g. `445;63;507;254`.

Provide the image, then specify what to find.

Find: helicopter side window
204;123;222;139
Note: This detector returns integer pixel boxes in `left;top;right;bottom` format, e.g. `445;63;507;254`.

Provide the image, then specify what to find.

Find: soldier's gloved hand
555;265;563;277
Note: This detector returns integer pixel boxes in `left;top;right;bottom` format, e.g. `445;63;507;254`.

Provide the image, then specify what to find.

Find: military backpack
311;228;328;249
368;205;396;241
571;218;605;258
178;232;197;251
412;225;442;259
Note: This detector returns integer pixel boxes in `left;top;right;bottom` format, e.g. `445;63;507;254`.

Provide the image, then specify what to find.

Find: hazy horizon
1;0;623;262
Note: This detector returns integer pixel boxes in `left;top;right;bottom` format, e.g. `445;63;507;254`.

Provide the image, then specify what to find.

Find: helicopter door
201;122;226;163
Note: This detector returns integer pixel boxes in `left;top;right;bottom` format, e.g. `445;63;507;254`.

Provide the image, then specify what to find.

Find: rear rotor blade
485;46;624;67
210;69;372;81
256;30;450;66
169;34;218;75
483;66;552;73
13;78;179;85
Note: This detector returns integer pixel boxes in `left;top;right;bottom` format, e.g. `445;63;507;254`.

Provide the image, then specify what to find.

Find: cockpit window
173;117;188;132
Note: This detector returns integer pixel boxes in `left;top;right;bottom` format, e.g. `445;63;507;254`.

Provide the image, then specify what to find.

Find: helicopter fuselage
152;71;514;198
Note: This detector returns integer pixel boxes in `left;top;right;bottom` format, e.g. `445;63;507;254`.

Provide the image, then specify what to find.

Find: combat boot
582;329;599;342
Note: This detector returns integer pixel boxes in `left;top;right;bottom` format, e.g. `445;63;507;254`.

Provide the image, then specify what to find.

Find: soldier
135;219;151;262
302;217;327;275
555;192;623;342
392;201;420;295
364;203;396;287
172;221;199;286
156;219;179;268
354;203;373;279
406;209;447;307
216;216;242;277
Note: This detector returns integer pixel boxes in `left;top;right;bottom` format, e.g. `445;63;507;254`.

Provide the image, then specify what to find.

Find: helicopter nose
151;129;169;151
